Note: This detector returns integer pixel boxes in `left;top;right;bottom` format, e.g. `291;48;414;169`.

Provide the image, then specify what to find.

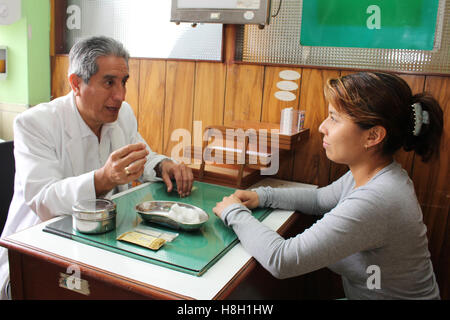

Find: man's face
73;55;129;135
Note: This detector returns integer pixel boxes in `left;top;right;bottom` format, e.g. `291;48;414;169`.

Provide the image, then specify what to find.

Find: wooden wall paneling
163;61;195;159
51;55;71;100
126;58;140;119
395;74;426;176
411;76;450;294
223;25;237;63
293;68;340;186
261;66;302;180
221;64;264;177
192;62;226;164
193;62;226;127
138;60;166;154
223;64;264;126
261;66;302;123
51;0;67;55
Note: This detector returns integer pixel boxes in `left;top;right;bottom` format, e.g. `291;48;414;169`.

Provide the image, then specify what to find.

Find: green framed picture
300;0;440;50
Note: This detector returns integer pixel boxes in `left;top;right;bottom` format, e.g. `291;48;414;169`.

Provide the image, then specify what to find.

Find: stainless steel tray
135;201;209;231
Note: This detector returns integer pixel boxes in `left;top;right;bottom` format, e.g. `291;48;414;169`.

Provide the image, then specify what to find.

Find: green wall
0;0;51;106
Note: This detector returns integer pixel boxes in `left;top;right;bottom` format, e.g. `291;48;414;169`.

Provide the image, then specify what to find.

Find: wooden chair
198;125;253;188
191;122;309;188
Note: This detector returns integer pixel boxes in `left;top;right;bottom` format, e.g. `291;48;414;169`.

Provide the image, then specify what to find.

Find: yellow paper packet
117;231;166;251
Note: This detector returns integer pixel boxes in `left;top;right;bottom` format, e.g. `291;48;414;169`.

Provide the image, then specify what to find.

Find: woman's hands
213;190;259;218
234;190;260;209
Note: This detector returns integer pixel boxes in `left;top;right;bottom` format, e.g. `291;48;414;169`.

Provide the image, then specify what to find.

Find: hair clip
412;102;430;136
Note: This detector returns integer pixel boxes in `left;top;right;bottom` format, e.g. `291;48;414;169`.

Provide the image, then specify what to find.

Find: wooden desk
1;209;305;300
1;179;348;300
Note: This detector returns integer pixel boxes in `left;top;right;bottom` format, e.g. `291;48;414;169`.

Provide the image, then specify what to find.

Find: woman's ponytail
403;93;443;162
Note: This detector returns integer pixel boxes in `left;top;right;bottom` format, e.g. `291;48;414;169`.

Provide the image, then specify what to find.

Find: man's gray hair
68;36;130;83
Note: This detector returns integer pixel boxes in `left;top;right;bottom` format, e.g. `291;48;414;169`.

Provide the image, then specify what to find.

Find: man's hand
159;160;194;197
94;143;149;196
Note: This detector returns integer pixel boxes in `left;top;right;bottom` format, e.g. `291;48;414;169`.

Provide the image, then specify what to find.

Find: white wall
0;103;27;141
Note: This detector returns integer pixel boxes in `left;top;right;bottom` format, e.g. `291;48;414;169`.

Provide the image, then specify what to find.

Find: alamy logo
170;121;280;175
366;265;381;290
66;264;81;290
366;5;381;30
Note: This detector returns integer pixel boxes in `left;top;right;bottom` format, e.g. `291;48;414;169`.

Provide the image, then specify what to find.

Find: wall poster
300;0;440;50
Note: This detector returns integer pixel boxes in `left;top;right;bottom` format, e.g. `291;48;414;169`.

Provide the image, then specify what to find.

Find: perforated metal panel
66;0;222;60
236;0;450;74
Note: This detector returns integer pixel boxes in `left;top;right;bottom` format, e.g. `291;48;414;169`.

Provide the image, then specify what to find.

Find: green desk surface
44;181;272;276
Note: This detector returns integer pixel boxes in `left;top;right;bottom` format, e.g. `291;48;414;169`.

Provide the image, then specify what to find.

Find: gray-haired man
0;36;193;299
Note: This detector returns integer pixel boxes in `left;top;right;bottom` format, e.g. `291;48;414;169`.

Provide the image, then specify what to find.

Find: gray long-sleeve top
220;161;440;299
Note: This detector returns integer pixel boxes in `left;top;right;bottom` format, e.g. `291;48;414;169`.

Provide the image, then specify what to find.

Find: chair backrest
0;141;15;235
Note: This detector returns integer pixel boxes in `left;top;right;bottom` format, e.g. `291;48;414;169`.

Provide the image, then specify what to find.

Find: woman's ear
366;125;387;149
68;73;82;96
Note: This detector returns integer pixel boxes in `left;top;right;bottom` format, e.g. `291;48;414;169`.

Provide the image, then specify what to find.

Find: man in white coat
0;36;193;299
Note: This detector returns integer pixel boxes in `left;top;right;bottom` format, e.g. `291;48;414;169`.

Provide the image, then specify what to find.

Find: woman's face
319;103;369;165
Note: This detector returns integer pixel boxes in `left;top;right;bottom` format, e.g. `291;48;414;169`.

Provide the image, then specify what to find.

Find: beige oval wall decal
276;81;298;91
274;91;296;101
279;70;301;81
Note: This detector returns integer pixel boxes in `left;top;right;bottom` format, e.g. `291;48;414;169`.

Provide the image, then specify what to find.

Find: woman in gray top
213;72;443;299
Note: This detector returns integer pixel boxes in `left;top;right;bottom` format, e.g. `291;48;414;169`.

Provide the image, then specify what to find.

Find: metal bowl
135;201;209;231
72;199;117;234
